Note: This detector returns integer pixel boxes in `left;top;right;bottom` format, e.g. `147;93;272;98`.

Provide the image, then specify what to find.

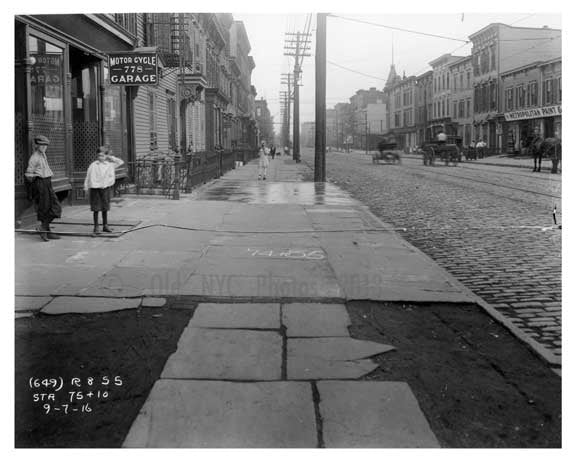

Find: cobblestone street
302;149;562;362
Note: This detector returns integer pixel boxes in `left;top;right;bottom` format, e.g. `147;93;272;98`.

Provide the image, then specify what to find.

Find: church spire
385;34;400;89
391;34;394;67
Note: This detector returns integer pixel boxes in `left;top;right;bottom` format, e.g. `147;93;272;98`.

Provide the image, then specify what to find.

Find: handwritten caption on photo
28;376;123;415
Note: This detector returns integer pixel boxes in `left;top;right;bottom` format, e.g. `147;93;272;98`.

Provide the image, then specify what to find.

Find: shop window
28;35;67;177
103;66;125;163
28;34;70;178
28;34;68;178
29;36;64;120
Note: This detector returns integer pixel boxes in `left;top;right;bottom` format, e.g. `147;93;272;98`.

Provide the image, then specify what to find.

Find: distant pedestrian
284;145;289;156
84;146;124;234
25;135;62;241
436;131;447;145
258;142;269;180
530;132;544;172
476;139;487;158
270;144;276;160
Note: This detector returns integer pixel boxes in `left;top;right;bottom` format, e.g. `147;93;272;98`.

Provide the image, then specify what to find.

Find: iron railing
126;149;257;199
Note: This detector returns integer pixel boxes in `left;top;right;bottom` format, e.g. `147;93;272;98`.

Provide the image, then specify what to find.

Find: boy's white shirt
84;155;124;190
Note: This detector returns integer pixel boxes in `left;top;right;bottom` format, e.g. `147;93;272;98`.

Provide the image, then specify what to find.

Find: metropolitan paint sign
504;105;562;122
108;52;158;85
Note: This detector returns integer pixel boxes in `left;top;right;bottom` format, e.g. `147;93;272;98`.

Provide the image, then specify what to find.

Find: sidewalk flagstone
191;303;280;329
141;297;167;308
63;249;132;266
318;381;440;448
14;296;53;312
116;250;201;268
41;296;141;315
287;337;395;379
283;303;351;337
15;265;108;297
161;327;282;380
79;266;195;297
179;274;344;300
122;380;317;448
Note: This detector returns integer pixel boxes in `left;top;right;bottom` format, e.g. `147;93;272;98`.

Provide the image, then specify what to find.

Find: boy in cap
25;135;62;241
84;146;124;234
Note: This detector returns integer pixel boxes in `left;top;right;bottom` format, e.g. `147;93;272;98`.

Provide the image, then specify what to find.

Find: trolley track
406;163;561;200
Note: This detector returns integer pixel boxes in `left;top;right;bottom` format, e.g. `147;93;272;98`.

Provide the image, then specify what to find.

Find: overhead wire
329;14;469;43
327;60;388;82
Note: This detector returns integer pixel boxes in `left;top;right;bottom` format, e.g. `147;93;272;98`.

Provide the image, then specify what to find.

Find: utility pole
280;90;291;149
284;30;311;162
314;13;327;182
280;73;293;150
365;111;369;155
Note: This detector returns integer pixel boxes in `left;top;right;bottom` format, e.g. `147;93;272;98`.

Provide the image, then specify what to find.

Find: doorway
70;46;101;173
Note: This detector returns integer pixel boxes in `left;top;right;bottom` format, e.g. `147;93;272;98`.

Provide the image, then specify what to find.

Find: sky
236;11;562;130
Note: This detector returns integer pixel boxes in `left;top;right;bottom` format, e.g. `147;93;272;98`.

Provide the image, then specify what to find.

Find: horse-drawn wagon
419;135;462;166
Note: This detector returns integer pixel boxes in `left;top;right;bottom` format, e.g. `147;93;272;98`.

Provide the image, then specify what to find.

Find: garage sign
108;52;158;86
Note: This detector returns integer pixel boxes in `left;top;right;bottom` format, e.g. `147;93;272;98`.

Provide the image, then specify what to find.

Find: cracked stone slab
41;297;141;315
287;337;395;379
283;303;350;337
142;297;167;308
16;312;34;319
191;303;280;329
318;381;440;448
161;327;282;380
123;380;316;448
14;296;53;312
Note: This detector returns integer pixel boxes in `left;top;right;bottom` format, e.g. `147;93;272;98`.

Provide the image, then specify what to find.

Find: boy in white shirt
84;146;124;234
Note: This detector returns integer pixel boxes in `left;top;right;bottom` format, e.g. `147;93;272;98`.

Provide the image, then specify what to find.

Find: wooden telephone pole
280;73;293;150
284;30;311;162
314;13;327;181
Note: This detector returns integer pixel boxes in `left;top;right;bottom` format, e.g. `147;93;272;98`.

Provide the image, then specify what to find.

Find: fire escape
144;13;208;152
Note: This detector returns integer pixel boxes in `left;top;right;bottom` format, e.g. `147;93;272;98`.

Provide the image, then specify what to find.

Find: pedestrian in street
258;142;269;180
476;138;487;159
84;146;124;234
270;144;276;160
436;130;447;145
530;131;544;172
25;135;62;241
284;145;289;156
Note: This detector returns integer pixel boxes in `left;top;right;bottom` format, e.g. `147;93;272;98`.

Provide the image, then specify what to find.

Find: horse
532;137;561;173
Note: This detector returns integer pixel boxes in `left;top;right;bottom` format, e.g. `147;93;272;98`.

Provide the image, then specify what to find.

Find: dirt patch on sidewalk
15;299;196;448
347;301;561;448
